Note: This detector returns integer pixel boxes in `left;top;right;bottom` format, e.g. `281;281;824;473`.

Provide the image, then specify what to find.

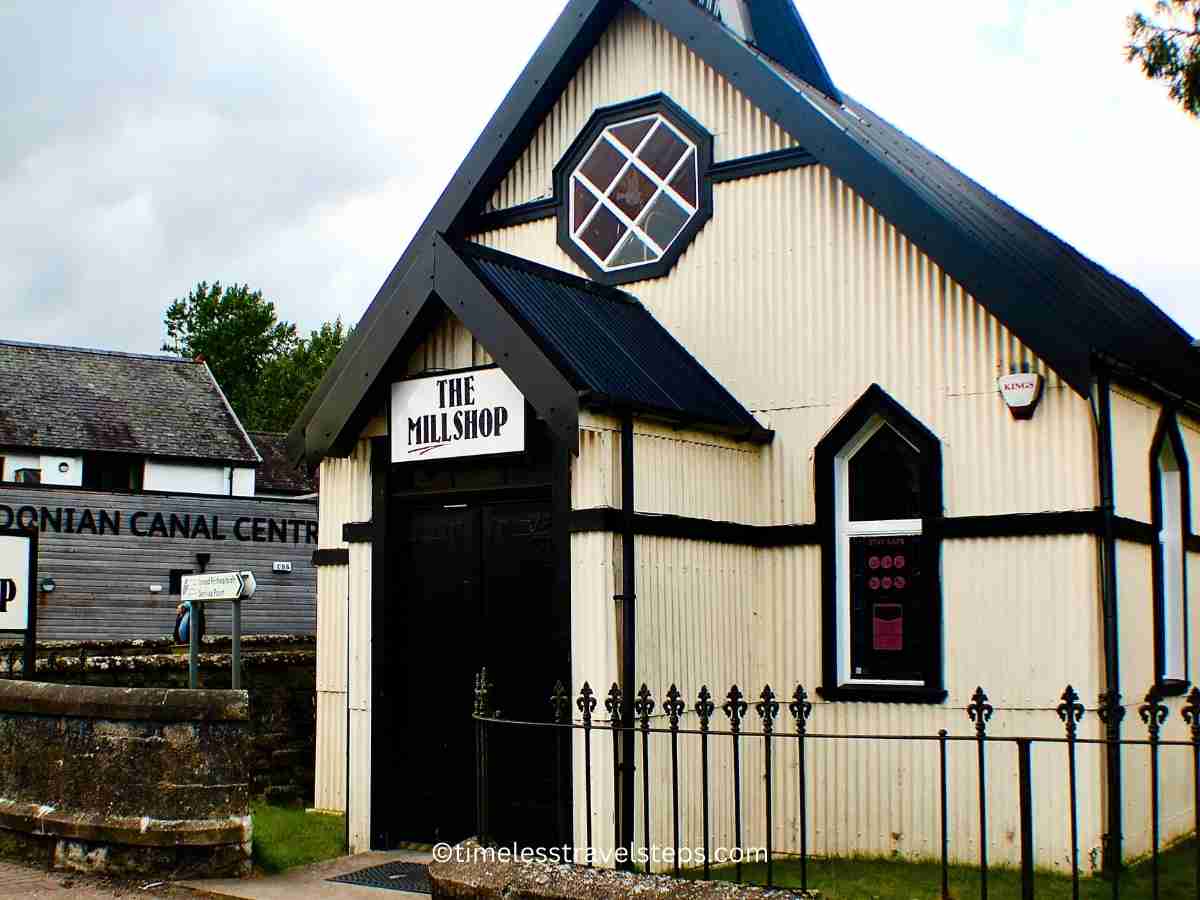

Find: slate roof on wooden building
249;431;316;494
460;243;768;440
0;340;260;464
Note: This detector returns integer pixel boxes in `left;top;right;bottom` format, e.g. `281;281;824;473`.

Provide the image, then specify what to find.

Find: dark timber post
618;411;637;860
1094;372;1124;878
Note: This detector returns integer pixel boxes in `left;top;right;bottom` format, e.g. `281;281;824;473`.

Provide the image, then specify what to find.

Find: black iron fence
473;671;1200;900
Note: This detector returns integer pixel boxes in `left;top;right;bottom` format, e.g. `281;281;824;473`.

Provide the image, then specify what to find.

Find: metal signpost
0;527;37;679
180;570;257;689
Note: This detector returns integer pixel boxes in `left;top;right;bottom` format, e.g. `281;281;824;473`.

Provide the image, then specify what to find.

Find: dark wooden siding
0;487;317;640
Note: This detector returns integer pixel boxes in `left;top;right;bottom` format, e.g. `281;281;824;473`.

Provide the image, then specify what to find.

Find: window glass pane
1159;455;1186;679
638;192;690;250
639;124;688;178
572;179;598;231
610;119;655;152
669;150;698;207
579;205;626;260
849;535;924;681
579;139;626;192
609;232;655;267
609;167;656;221
849;425;921;521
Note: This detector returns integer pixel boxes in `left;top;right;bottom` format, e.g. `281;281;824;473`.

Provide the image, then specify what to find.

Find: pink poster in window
873;603;903;651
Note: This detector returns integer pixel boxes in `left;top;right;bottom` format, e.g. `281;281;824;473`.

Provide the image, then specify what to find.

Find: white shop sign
391;368;526;463
0;532;33;631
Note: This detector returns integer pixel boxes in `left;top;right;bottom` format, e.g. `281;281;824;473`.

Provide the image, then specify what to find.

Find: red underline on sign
409;445;447;456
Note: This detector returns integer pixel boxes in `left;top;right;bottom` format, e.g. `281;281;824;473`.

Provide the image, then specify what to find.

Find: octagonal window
568;114;701;275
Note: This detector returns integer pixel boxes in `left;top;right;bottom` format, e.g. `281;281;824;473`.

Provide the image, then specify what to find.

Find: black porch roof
460;243;769;441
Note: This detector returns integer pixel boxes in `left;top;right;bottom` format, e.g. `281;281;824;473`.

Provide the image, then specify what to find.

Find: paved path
180;850;433;899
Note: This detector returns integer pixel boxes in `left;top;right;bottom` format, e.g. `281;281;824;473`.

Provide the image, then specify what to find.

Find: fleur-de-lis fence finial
695;685;715;732
789;685;813;736
577;681;597;725
1056;684;1085;739
664;684;686;728
634;684;655;729
723;684;748;732
605;682;623;724
1139;688;1168;741
550;680;570;724
1182;687;1200;742
756;685;780;733
1097;691;1126;727
967;686;994;738
474;668;493;717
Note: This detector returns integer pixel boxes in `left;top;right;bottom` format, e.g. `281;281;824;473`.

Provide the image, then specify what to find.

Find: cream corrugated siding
1178;413;1200;525
314;440;373;836
476;167;1096;522
625;535;1107;869
1110;385;1160;523
489;6;797;211
405;307;493;373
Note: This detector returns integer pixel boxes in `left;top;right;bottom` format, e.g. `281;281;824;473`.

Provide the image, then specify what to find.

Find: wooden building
0;341;318;639
291;0;1200;872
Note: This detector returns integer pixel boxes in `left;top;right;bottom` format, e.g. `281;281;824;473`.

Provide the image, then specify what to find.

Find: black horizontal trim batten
472;198;557;233
710;146;818;182
932;510;1099;540
570;507;1197;547
312;548;350;566
343;522;374;544
1113;516;1158;545
816;685;948;705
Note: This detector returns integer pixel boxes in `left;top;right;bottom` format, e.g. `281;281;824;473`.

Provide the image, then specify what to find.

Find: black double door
383;497;567;846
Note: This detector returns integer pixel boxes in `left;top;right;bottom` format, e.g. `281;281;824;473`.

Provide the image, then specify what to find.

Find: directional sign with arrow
181;571;257;603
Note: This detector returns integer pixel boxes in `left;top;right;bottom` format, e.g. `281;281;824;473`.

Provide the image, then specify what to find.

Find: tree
248;318;352;432
1128;1;1200;116
163;282;299;428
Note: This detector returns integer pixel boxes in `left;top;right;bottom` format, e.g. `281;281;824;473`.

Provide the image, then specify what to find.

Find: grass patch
691;839;1197;898
251;803;347;874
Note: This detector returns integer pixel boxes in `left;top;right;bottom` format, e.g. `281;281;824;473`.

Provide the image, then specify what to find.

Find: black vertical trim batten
367;436;390;849
619;412;637;861
1095;374;1123;877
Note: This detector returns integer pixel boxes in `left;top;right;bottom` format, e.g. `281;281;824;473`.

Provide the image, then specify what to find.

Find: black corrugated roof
459;243;768;440
0;340;260;464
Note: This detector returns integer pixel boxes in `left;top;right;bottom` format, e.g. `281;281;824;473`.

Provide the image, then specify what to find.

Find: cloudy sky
1;0;1196;355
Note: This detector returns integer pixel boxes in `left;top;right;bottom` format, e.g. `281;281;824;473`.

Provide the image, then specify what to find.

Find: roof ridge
0;339;197;364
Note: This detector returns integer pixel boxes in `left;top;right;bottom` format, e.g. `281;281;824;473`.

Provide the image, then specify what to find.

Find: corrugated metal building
288;0;1200;878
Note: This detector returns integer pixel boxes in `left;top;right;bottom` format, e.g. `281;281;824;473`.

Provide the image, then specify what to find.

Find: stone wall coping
428;841;806;899
0;680;248;722
0;799;249;849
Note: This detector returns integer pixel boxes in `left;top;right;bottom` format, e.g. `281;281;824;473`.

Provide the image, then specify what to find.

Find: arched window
817;385;945;703
1151;413;1191;692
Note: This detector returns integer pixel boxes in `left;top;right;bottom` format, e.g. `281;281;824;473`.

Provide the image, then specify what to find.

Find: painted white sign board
391;368;526;463
181;570;257;603
0;534;32;631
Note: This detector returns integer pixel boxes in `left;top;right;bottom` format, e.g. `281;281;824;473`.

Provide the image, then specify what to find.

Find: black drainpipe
619;411;636;860
1094;371;1123;877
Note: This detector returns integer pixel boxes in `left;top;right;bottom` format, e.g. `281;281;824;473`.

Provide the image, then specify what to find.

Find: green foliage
251;803;346;874
694;839;1197;898
162;282;349;432
249;317;352;432
1128;0;1200;116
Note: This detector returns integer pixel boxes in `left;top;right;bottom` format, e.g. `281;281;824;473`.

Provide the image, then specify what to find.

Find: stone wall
0;634;316;807
0;680;252;878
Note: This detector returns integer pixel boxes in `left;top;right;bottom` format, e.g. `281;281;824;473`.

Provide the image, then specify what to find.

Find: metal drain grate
328;861;431;893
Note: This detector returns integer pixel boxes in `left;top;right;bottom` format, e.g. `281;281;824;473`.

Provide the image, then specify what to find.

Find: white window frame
569;113;699;273
834;415;924;688
1157;438;1187;682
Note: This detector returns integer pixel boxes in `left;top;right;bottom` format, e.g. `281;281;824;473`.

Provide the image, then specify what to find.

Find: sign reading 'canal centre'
391;368;525;463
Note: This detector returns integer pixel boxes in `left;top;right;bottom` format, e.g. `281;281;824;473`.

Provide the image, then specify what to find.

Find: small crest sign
998;372;1045;420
